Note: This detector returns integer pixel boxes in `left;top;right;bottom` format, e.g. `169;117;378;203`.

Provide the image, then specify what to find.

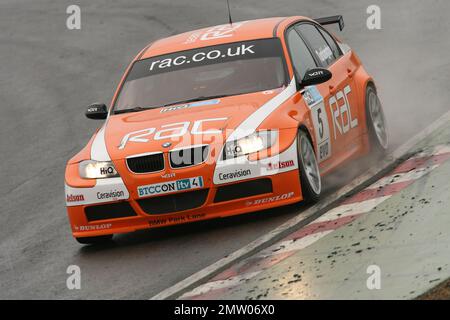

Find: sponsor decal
137;176;204;198
125;38;282;81
148;213;206;227
96;190;125;200
66;194;85;203
265;160;295;171
315;46;334;65
160;99;220;113
99;166;116;176
218;169;252;181
183;23;246;44
161;173;176;179
65;180;129;207
199;22;246;41
75;223;112;231
246;192;295;206
119;118;227;149
141;43;255;76
329;84;358;140
303;86;323;107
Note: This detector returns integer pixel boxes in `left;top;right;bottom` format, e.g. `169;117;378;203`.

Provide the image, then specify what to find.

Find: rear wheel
75;234;113;245
366;86;389;154
297;130;321;203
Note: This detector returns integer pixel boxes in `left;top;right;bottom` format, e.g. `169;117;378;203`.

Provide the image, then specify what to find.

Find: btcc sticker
160;99;220;113
137;176;204;198
304;86;331;163
65;177;129;207
246;192;295;206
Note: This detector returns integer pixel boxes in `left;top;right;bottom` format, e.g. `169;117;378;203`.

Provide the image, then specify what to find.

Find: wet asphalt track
0;0;449;299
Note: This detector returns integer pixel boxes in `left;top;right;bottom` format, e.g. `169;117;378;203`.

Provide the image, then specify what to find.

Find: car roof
139;16;309;59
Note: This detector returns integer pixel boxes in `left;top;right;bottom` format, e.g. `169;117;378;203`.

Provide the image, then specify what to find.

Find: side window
296;23;336;67
318;27;342;59
286;28;317;79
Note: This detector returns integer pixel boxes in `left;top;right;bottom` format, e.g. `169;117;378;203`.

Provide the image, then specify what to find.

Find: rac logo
119;118;227;149
329;85;358;140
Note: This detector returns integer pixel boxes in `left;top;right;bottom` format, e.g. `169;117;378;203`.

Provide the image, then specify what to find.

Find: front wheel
366;86;389;154
75;234;113;245
297;130;322;203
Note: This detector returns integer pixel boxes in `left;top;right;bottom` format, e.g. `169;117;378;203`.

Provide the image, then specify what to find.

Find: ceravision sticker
137;176;204;198
304;86;331;163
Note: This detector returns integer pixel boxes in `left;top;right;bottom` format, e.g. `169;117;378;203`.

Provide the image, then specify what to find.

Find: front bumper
65;138;303;238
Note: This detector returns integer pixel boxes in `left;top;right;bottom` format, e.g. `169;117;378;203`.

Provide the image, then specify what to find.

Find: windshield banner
126;38;284;81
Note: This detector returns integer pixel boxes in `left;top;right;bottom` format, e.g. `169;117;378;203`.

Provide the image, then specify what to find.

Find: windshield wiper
114;106;150;114
162;94;230;108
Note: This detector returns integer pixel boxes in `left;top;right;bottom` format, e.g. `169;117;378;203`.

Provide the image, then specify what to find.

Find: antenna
226;0;233;25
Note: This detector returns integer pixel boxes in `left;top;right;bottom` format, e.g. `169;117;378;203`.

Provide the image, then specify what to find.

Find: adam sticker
304;86;331;163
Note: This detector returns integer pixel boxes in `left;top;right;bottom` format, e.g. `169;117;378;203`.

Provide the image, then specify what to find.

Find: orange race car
65;15;389;244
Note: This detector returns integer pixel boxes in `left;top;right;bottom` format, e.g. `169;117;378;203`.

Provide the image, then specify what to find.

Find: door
285;26;332;166
295;23;361;170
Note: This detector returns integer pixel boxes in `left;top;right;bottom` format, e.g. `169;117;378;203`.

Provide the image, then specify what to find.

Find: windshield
113;38;287;113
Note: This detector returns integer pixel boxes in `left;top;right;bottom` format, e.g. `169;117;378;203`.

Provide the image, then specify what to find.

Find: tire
297;130;322;203
366;86;389;155
75;234;113;245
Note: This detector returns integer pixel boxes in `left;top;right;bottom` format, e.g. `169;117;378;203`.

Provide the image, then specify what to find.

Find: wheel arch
297;124;316;153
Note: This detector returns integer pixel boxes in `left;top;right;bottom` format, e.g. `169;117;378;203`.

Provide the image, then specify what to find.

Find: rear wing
314;15;344;31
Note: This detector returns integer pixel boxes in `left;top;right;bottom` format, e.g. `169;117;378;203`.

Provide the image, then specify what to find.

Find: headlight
222;130;277;160
79;160;119;179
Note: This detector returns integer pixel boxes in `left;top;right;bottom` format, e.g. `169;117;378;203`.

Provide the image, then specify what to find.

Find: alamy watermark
66;5;81;30
367;5;382;30
66;265;81;290
366;265;381;290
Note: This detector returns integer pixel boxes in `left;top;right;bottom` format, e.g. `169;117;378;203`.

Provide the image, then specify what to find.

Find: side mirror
300;68;332;87
85;103;108;120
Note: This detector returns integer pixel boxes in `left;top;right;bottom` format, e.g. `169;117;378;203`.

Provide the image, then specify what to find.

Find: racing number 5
317;108;324;139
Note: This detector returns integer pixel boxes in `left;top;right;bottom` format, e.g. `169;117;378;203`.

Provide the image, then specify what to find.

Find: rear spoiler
314;15;344;31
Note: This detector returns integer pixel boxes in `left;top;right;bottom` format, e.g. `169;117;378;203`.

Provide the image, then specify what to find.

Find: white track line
257;230;334;259
179;271;262;299
313;196;390;224
368;165;438;190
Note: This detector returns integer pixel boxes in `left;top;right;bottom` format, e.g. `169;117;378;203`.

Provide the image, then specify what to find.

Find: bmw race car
65;15;388;244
